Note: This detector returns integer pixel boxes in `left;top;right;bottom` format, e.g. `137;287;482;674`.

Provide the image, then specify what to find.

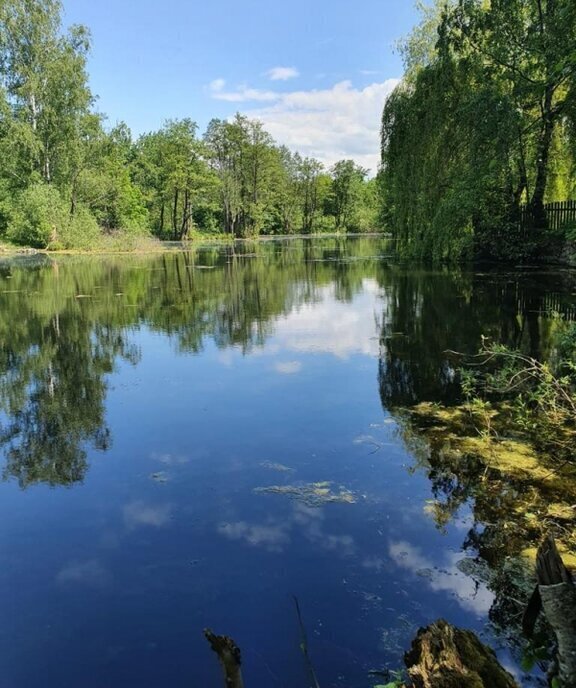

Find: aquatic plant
455;328;576;460
254;481;356;507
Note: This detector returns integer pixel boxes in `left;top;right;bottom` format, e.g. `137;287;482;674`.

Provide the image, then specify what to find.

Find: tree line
379;0;576;261
0;0;379;249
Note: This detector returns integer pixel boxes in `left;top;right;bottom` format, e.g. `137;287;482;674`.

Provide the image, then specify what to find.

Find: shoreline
0;232;389;257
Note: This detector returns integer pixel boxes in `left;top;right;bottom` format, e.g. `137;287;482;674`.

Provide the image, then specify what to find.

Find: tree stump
535;537;576;687
404;619;519;688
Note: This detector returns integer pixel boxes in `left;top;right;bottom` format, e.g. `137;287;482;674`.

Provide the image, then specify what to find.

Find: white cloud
389;541;494;616
218;520;290;552
56;559;111;588
271;279;382;359
123;501;171;530
210;78;226;92
209;81;279;103
150;451;189;466
208;77;399;172
217;503;355;556
266;66;299;81
274;360;302;375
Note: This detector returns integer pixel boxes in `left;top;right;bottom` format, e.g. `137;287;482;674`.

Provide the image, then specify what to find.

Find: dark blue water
1;238;573;687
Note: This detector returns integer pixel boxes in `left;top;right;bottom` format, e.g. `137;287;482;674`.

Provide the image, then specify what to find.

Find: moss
547;503;576;520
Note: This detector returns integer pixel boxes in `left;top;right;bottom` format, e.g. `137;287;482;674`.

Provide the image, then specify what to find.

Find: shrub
7;183;101;249
61;203;101;249
7;184;69;247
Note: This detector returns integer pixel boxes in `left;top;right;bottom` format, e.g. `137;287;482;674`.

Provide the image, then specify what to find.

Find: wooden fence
520;200;576;231
540;293;576;322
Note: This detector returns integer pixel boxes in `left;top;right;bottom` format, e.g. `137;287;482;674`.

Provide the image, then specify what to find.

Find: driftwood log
204;629;244;688
404;619;518;688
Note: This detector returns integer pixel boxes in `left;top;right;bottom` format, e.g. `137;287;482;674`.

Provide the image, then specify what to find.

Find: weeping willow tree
381;0;576;261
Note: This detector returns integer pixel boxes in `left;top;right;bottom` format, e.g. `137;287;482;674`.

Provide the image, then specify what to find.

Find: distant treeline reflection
0;237;574;488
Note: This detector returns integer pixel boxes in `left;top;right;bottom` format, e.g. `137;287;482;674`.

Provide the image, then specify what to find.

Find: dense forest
3;0;576;258
0;0;378;249
380;0;576;261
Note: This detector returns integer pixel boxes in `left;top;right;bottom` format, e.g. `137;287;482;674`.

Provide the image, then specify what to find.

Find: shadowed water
0;237;574;687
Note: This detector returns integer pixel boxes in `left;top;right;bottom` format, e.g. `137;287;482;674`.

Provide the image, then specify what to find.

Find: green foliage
520;640;550;673
372;668;406;688
459;328;576;458
381;0;576;261
328;160;369;231
0;0;380;247
7;183;68;247
63;202;101;249
7;183;100;248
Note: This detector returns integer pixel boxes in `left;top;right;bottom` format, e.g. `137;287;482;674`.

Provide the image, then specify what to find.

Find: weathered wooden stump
523;536;576;687
404;619;519;688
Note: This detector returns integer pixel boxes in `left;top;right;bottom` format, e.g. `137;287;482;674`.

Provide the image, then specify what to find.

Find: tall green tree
268;145;300;234
0;0;93;186
447;0;576;222
204;114;280;237
296;156;325;234
381;0;576;261
135;120;217;238
329;159;369;230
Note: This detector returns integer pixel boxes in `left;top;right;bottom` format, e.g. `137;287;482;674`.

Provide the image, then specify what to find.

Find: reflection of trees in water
377;268;574;408
377;267;576;649
0;238;388;487
0;318;136;487
398;413;568;644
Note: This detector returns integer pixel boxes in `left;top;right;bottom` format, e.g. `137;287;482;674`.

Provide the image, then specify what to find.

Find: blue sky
62;0;420;171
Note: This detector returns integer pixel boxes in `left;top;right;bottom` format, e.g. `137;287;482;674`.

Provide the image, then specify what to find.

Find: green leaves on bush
7;183;100;249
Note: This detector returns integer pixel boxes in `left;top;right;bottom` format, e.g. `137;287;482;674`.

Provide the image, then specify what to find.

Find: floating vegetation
149;471;169;483
254;481;356;507
259;460;293;473
399;401;576;571
407;402;576;493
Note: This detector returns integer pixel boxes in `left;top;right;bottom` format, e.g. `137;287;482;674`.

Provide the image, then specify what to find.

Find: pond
0;237;574;687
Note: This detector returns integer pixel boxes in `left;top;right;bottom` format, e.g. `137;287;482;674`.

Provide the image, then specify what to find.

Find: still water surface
0;238;574;687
